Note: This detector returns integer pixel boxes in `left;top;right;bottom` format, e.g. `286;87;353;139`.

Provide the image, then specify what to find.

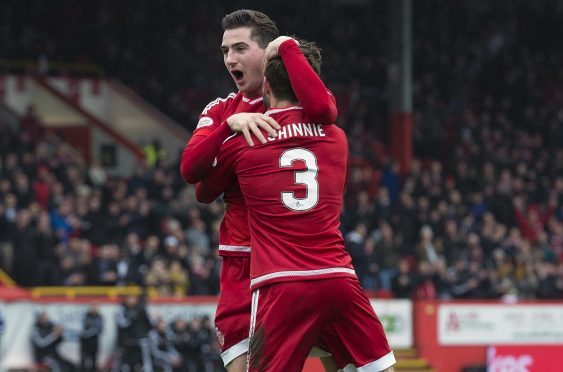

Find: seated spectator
414;260;437;300
145;258;172;297
169;260;189;297
391;257;416;299
94;244;120;286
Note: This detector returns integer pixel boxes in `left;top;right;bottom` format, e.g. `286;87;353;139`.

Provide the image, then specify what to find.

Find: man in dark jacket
168;318;192;371
31;311;76;371
80;304;103;371
148;318;181;372
115;294;152;371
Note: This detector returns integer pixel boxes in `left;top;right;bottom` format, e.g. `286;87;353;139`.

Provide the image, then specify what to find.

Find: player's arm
180;119;232;184
181;113;279;183
195;141;238;204
268;37;338;124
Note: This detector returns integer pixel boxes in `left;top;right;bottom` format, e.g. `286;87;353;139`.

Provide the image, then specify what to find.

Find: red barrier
0;286;30;300
414;300;563;372
414;300;486;372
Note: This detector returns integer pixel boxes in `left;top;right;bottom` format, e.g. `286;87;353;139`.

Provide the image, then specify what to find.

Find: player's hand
227;113;280;147
263;36;299;71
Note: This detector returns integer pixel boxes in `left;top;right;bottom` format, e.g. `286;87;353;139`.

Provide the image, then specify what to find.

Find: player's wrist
278;38;299;56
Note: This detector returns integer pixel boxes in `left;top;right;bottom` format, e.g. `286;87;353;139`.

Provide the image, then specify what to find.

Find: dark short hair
221;10;279;48
265;39;323;103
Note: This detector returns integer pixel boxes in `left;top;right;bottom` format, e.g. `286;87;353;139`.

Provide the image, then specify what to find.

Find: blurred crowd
29;299;222;371
0;110;222;295
1;0;562;299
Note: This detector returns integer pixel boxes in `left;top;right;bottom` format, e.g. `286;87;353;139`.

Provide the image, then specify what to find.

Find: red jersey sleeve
180;100;234;184
195;136;240;203
279;39;338;124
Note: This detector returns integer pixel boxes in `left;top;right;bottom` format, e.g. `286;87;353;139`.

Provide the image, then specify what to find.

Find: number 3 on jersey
279;148;319;211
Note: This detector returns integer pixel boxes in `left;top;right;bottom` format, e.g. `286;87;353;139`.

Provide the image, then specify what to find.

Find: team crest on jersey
215;326;225;346
197;117;214;129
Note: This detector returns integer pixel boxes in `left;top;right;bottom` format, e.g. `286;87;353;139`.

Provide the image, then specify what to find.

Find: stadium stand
0;0;561;302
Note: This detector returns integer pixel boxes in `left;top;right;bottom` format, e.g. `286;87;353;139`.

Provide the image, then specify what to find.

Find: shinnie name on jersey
267;123;326;142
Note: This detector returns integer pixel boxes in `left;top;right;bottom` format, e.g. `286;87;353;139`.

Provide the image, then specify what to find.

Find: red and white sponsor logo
488;346;562;372
446;311;460;331
488;346;533;372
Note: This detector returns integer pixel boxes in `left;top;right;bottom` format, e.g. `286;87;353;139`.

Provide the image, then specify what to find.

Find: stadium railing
28;286;163;299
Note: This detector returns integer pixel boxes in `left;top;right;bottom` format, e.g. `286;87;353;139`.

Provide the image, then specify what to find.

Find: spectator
169;260;190;297
168;318;193;371
374;222;400;291
31;311;76;371
35;211;58;285
186;317;208;372
415;225;444;265
144;139;167;169
94;244;119;286
148;318;181;372
391;258;416;299
535;259;563;299
11;209;38;286
80;304;103;372
355;237;380;292
146;258;172;297
345;222;368;268
115;294;152;371
200;316;222;372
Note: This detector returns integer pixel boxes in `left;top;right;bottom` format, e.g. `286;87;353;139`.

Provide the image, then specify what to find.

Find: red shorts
248;277;396;372
214;255;252;365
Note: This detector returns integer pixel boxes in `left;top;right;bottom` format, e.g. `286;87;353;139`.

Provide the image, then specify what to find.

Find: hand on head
263;36;299;72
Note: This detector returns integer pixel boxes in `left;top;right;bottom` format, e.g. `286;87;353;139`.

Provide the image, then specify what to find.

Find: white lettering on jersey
271;123;326;142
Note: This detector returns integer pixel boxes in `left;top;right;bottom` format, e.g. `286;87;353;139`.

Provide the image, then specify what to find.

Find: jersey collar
264;106;303;117
241;94;264;105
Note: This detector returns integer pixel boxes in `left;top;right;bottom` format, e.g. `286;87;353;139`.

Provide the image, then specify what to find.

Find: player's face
221;27;265;97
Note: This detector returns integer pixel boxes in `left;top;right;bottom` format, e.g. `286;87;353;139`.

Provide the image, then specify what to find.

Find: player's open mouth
231;70;244;82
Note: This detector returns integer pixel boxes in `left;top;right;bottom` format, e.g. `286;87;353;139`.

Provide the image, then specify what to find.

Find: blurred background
0;0;562;371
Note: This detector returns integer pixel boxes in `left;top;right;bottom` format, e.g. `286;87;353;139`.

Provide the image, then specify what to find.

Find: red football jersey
182;40;338;257
194;92;264;256
201;106;355;289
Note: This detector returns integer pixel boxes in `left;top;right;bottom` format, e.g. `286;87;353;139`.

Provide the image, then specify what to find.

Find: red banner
488;345;563;372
